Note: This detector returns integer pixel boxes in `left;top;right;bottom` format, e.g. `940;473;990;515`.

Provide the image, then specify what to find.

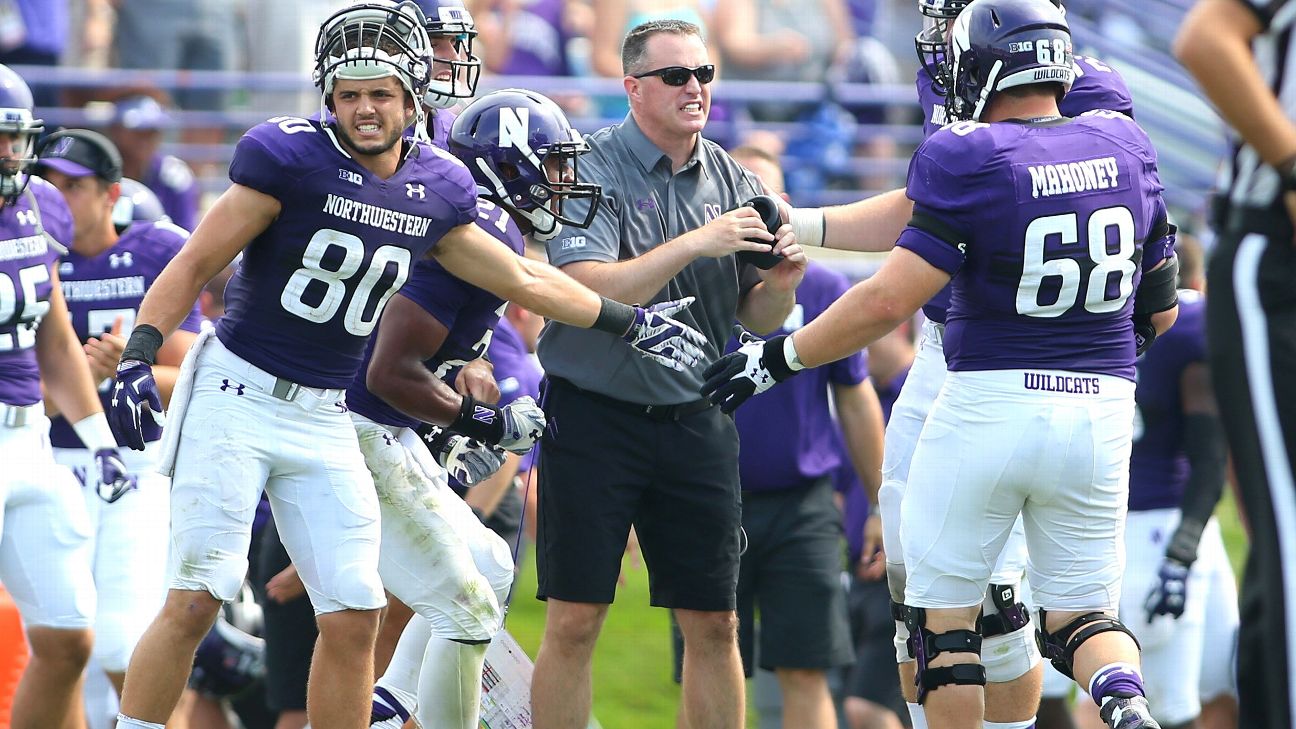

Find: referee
530;19;806;729
1177;3;1296;728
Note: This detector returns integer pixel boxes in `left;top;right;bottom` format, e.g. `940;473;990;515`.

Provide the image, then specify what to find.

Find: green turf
501;495;1250;729
505;552;683;729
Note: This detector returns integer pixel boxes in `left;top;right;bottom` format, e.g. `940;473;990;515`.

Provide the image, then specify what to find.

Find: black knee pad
902;605;987;704
1035;610;1141;680
979;583;1031;638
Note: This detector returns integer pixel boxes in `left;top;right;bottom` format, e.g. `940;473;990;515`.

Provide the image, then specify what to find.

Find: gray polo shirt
537;114;764;405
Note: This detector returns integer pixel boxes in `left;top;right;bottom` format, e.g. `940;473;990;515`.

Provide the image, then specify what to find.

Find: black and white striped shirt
1224;0;1296;208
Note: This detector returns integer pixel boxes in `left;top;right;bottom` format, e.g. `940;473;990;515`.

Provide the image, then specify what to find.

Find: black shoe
1099;694;1162;729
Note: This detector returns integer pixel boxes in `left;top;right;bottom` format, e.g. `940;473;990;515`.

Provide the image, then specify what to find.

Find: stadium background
0;0;1236;726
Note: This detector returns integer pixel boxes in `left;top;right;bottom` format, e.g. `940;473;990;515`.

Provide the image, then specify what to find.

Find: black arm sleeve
1166;412;1229;566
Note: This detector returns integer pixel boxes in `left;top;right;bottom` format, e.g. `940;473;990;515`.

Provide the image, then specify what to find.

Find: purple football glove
109;359;162;451
93;448;138;503
1143;558;1190;621
624;297;708;372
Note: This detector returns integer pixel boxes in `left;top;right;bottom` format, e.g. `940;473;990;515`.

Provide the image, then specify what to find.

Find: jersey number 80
281;229;411;336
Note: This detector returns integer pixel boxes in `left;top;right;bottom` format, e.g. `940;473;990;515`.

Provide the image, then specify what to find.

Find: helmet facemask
0;109;41;204
314;1;433;141
423;25;482;109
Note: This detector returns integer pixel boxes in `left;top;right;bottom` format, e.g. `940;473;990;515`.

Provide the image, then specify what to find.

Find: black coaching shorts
536;378;743;611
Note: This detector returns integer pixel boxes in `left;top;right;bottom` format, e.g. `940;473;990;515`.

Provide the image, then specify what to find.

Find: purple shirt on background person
489;316;543;473
895;112;1171;381
492;0;571;77
0;177;73;406
735;263;868;493
914;54;1136;325
838;365;907;564
48;220;204;448
346;198;526;428
1128;290;1206;512
5;0;68;57
217;116;477;389
144;153;200;232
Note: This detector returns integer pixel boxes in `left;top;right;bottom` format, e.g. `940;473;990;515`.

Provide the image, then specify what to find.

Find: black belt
546;377;714;422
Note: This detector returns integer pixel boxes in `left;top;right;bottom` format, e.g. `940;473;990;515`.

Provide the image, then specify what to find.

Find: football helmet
187;615;266;699
111;178;168;232
413;0;482;108
448;89;601;241
0;64;42;204
916;0;1064;95
945;0;1073;122
314;1;433;135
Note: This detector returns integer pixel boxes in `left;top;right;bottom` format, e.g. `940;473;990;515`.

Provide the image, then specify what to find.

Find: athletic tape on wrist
121;324;164;365
789;207;825;248
74;413;118;452
593;297;637;337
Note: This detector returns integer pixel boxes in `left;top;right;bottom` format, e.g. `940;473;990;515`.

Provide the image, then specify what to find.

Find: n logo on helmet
498;107;531;153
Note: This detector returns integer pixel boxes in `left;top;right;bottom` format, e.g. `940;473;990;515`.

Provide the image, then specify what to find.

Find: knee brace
979;583;1030;638
1035;610;1140;681
902;605;987;704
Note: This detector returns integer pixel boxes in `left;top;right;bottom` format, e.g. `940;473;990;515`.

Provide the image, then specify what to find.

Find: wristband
789;207;825;248
449;395;506;445
592;297;636;337
73;413;118;451
1166;517;1207;567
783;335;807;373
121;324;164;365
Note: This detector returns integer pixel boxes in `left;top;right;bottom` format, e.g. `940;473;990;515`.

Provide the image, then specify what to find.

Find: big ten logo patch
703;203;721;223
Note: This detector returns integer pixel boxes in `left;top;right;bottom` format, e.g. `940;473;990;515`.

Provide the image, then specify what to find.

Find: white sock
375;616;431;714
907;702;929;729
416;636;489;729
985;719;1037;729
115;716;165;729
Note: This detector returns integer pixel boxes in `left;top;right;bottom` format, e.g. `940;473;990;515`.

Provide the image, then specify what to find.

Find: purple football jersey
493;0;572;77
736;263;868;492
216;116;477;389
897;113;1170;380
347;198;526;427
915;54;1136;324
427;107;458;151
489;316;543;472
0;177;74;406
1128;291;1206;511
49;220;204;448
144;153;200;232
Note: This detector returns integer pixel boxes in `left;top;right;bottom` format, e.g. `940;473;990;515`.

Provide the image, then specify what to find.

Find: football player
106;4;706;729
35;128;202;701
415;0;481;145
354;88;598;729
702;1;1176;728
0;64;132;729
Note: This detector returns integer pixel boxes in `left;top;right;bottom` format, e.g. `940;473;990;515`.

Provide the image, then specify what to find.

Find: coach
530;18;806;729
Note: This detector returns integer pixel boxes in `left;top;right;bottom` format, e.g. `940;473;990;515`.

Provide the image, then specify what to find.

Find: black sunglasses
632;64;715;86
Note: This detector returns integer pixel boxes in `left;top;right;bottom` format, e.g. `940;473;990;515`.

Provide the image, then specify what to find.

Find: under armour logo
109;251;133;269
334;401;348;413
58;261;73;275
219;379;245;395
406;182;426;199
381;433;395;446
16;209;36;226
636;199;655;211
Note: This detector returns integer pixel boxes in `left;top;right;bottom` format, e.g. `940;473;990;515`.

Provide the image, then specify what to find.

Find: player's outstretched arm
788;188;914;253
432;222;708;370
702;249;947;412
792;248;948;369
134;184;280;339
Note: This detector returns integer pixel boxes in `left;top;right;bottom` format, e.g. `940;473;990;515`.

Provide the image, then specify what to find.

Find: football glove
701;327;802;413
1143;557;1190;621
499;396;547;455
94;448;138;503
416;425;508;486
625;297;708;372
109;359;162;451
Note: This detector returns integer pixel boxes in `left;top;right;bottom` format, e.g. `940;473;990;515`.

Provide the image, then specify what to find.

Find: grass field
504;495;1250;729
